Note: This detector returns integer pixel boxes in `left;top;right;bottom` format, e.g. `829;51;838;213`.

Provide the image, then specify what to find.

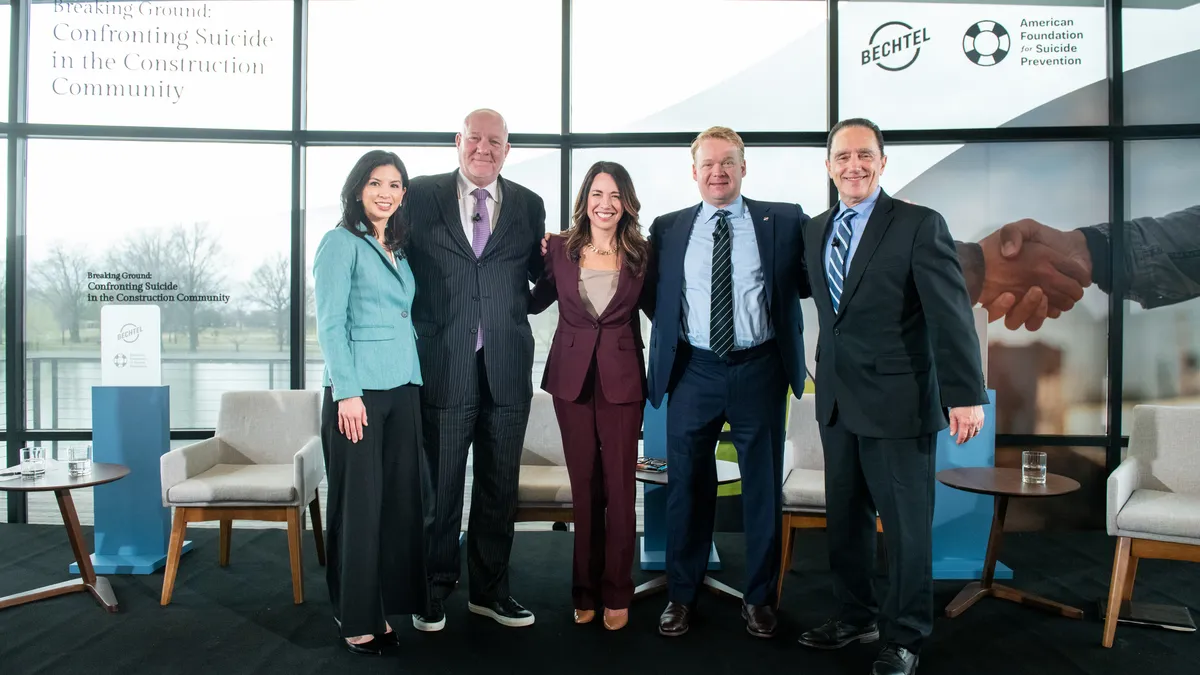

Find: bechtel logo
862;21;931;71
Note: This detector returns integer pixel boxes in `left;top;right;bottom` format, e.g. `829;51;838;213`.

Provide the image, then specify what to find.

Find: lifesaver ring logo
964;21;1010;66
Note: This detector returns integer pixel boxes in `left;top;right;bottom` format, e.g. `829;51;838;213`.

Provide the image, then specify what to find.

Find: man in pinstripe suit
404;109;546;630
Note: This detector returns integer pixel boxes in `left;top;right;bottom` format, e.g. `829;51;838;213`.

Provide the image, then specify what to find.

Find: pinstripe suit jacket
404;170;547;407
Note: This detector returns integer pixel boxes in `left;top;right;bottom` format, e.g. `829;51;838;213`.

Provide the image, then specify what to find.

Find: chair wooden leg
1121;555;1138;601
1103;537;1133;648
219;519;232;567
160;508;189;606
286;506;304;604
309;497;326;567
776;515;795;608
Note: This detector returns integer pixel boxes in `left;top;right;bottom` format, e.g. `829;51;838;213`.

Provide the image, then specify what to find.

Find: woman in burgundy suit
530;161;651;631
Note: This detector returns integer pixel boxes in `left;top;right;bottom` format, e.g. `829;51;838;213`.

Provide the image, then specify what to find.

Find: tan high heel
574;609;595;624
603;608;628;631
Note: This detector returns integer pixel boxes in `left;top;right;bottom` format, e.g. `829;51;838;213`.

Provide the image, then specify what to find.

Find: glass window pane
25;140;292;431
28;1;293;129
0;2;10;123
1121;139;1200;433
304;146;561;387
0;137;6;429
307;0;561;133
1123;3;1200;125
839;1;1108;129
572;0;827;133
886;141;1109;434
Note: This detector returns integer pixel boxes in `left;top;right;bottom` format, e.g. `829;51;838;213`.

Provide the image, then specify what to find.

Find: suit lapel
481;175;517;258
807;209;835;315
359;225;406;287
834;191;895;321
432;171;476;259
663;205;702;315
745;198;775;313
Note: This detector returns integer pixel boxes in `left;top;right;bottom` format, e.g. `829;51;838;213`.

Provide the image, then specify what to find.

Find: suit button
470;328;478;334
477;262;485;268
834;328;841;336
592;323;598;329
401;311;408;318
473;296;479;301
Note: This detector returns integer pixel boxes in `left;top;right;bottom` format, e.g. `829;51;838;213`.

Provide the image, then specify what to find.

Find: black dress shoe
872;644;918;675
468;596;535;627
741;603;777;638
797;617;880;650
377;630;400;647
412;597;446;632
342;636;383;655
658;602;692;637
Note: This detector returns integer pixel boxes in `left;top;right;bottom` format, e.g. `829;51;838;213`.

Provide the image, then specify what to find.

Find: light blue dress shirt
824;186;882;277
681;197;773;351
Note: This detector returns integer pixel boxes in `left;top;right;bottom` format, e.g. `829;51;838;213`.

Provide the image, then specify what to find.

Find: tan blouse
578;268;619;318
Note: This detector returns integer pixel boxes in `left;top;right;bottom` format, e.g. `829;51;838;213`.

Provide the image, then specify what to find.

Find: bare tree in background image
31;242;90;345
246;251;289;351
170;222;224;352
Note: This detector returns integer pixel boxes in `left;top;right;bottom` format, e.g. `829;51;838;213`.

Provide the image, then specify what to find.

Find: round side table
937;466;1083;620
0;462;131;613
633;458;742;601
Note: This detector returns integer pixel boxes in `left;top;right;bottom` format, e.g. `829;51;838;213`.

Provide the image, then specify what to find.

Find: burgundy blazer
529;235;649;404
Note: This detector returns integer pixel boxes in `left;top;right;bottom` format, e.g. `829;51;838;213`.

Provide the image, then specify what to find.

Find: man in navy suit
644;126;811;638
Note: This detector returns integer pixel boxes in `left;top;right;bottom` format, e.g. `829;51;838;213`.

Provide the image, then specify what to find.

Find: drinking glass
20;446;46;479
1022;450;1047;485
66;445;93;477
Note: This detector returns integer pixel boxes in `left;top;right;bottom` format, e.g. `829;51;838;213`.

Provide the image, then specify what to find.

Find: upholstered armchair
515;392;573;525
1103;404;1200;647
159;390;326;606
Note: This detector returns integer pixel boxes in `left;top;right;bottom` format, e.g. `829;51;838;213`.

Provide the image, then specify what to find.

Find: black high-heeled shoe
343;636;383;655
377;630;400;647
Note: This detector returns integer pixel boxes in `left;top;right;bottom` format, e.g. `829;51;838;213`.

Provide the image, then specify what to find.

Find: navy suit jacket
644;197;811;407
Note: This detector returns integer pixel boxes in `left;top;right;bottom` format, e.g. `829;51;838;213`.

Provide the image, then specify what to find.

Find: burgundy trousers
551;363;644;610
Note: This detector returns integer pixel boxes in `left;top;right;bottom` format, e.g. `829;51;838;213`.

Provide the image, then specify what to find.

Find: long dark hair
337;150;409;254
564;161;648;276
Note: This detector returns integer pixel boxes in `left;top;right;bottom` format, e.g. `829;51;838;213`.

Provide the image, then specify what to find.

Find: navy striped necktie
710;209;734;357
826;208;856;313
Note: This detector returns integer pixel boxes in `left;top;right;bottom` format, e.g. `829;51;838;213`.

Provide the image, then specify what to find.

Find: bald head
457;108;511;187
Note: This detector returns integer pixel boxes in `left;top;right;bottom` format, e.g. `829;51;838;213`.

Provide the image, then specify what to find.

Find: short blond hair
690;126;745;162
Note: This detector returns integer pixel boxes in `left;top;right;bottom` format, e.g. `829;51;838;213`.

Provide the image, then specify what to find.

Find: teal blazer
313;224;422;401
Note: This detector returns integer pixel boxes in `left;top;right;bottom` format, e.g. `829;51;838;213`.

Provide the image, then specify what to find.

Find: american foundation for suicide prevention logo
963;20;1011;66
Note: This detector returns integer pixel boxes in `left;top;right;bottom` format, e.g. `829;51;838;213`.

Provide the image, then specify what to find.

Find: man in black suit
797;118;987;675
404;109;545;630
645;126;811;638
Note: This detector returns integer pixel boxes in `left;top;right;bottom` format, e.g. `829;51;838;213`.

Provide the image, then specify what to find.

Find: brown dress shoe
741;603;778;638
574;609;595;624
603;608;628;631
658;602;692;637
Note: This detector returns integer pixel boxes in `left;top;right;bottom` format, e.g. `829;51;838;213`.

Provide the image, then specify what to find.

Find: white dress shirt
456;170;502;243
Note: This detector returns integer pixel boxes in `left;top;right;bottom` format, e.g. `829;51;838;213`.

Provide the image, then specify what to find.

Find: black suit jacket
807;190;987;438
645;197;811;407
404;170;546;407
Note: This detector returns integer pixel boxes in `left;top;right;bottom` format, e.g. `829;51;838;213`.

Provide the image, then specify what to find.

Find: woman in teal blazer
313;150;429;655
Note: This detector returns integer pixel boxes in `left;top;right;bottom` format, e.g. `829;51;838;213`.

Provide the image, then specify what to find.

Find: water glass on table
64;445;93;477
21;446;47;479
1022;450;1047;485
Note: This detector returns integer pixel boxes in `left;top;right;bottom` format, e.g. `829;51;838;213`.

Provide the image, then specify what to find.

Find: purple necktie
472;188;491;350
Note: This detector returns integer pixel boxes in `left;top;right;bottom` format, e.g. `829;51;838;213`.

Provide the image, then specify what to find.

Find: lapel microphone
472;213;482;223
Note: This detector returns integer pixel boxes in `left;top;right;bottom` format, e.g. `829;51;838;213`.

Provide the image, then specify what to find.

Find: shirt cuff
1077;226;1111;294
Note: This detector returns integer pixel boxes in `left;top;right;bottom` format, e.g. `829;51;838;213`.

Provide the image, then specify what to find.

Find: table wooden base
944;494;1079;620
946;581;1082;619
633;575;743;601
0;489;118;613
